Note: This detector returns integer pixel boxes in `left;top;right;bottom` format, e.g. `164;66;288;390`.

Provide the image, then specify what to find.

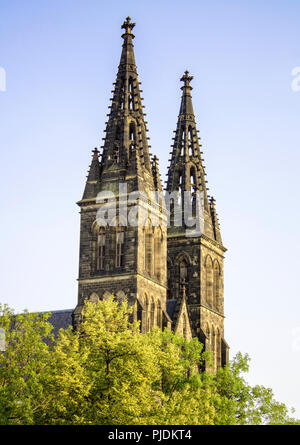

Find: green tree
0;298;298;425
0;304;53;424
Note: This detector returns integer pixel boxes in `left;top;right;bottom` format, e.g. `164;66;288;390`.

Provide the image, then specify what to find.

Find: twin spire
81;17;222;245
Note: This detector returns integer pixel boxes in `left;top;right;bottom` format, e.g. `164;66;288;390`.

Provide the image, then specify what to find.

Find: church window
128;77;135;110
129;122;136;159
216;328;221;370
213;261;220;310
157;300;162;329
144;221;153;275
205;256;213;306
97;227;106;270
154;227;163;280
188;126;194;157
179;259;188;282
115;226;125;267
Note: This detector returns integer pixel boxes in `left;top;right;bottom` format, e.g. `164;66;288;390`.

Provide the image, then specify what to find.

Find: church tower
73;17;168;332
166;71;229;369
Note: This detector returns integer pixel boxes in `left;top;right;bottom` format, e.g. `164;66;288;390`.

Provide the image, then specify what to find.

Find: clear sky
1;0;300;417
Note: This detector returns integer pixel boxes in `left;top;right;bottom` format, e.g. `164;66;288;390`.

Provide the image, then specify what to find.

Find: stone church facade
52;17;229;370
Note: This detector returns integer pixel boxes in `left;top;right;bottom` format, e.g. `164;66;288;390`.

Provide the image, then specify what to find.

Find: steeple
166;71;223;243
166;71;209;206
99;16;156;193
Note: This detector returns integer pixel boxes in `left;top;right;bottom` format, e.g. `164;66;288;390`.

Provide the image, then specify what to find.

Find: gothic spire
166;71;209;208
151;155;163;191
99;17;158;193
166;72;223;244
82;147;101;200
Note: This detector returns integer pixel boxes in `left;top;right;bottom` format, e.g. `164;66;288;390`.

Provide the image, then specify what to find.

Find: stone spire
82;147;101;200
166;71;209;208
210;196;223;244
99;17;157;193
166;71;223;243
151;155;163;191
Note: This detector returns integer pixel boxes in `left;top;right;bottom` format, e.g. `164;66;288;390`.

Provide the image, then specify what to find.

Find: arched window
116;290;126;303
188;126;194;157
179;259;188;282
119;77;125;110
113;125;121;163
97;227;106;270
115;226;125;267
211;325;216;369
150;297;155;329
128;77;135;110
216;328;221;370
205;256;213;306
129;122;136;160
144;220;153;275
157;300;162;329
89;292;99;303
145;294;150;332
154;227;163;279
205;323;210;350
213;261;220;309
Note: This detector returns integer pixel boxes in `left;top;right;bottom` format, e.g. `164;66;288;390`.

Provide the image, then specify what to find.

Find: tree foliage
0;299;298;425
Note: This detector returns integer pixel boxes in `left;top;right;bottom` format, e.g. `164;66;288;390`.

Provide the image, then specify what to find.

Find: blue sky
1;0;300;416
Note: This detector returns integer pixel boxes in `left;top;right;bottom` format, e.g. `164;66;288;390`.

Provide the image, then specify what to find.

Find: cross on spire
180;70;193;90
121;16;136;37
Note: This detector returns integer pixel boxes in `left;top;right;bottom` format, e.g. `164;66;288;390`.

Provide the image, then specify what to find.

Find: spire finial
180;70;193;90
121;16;136;38
92;147;99;160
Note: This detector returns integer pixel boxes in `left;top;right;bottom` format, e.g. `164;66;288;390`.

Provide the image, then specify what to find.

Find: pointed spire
166;71;209;206
179;70;195;116
151;155;162;191
82;148;101;200
99;17;160;193
166;72;223;244
119;17;136;69
210;196;223;244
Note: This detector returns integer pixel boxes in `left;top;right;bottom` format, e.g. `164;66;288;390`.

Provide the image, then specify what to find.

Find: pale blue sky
1;0;300;416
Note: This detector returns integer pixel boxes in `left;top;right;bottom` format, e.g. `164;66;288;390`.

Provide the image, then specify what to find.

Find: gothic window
150;297;155;329
213;261;220;310
119;77;125;110
97;227;106;270
129;122;136;159
180;126;185;157
211;325;216;370
113;125;121;163
205;324;210;350
190;166;197;216
144;220;153;275
216;328;221;370
179;259;188;282
128;77;135;110
89;292;99;303
116;290;126;303
145;294;150;332
205;256;213;306
154;227;163;280
115;226;125;267
157;300;162;329
188;126;194;157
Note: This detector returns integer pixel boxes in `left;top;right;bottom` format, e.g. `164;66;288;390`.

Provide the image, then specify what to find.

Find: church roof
46;309;73;337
